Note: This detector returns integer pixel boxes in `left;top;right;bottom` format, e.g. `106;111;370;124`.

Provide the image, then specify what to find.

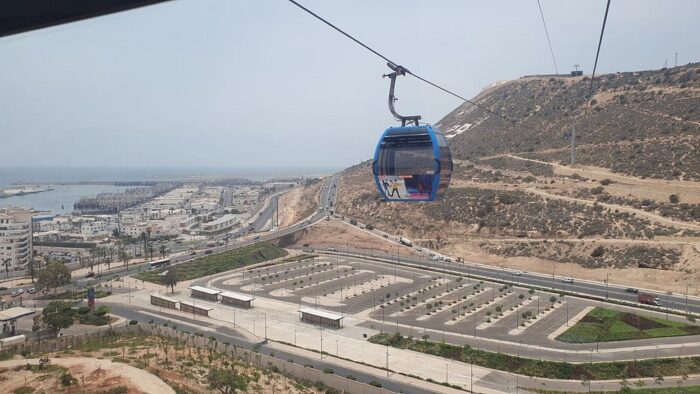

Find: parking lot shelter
220;291;254;308
150;294;178;309
188;285;221;301
299;307;344;328
179;301;213;316
0;307;34;336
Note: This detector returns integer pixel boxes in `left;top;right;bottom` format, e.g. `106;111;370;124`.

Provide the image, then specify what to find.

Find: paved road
106;302;433;394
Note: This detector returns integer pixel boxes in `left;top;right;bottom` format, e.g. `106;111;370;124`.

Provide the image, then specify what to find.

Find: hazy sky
1;0;699;169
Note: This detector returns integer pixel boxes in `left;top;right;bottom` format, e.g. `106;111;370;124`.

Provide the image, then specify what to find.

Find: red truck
638;293;661;306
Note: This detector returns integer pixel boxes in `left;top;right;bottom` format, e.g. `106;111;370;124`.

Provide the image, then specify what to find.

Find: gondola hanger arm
383;62;421;127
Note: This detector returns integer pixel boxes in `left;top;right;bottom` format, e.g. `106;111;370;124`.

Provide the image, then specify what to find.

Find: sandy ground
291;219;423;257
278;181;323;228
449;241;700;296
0;357;174;394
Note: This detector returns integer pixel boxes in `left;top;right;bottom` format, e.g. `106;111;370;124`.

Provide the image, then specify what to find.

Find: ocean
0;166;338;214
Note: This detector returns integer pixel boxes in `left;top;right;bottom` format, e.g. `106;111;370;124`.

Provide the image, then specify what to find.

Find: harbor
0;185;53;199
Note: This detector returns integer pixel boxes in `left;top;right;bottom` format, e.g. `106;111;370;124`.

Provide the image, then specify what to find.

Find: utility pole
675;52;678;67
570;117;576;165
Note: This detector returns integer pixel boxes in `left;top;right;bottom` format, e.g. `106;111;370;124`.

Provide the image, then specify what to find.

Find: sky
1;0;699;170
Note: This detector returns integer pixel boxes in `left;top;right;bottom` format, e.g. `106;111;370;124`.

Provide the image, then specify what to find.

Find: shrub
669;194;680;204
345;374;356;380
368;381;382;388
60;372;77;387
590;186;605;195
600;178;612;185
591;246;605;258
129;320;138;325
323;368;334;374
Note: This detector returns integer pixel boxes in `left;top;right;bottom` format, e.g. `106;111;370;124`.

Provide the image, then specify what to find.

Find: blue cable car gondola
372;63;453;202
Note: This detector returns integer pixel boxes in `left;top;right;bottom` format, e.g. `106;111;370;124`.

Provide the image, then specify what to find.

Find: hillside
439;63;700;180
335;64;700;294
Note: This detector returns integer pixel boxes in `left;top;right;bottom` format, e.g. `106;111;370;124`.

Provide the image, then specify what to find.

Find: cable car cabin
373;125;452;202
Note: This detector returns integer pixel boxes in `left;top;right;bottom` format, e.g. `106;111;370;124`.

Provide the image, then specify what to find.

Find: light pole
385;345;389;377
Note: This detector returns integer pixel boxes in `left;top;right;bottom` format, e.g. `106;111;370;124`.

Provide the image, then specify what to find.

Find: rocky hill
439;63;700;180
334;64;700;295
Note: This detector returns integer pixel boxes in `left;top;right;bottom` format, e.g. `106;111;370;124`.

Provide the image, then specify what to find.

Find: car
189;251;197;255
562;277;574;283
28;287;37;294
625;287;639;294
204;250;213;255
512;271;523;276
444;258;452;263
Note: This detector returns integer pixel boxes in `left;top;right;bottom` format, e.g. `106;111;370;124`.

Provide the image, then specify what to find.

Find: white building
200;214;243;234
0;208;33;271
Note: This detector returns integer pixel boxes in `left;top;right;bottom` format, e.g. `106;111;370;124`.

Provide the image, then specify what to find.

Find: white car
562;277;574;283
512;271;524;276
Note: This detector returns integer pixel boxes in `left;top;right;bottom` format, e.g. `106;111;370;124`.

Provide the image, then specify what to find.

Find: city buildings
0;207;33;271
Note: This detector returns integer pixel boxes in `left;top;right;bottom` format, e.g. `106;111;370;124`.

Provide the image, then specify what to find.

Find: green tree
36;262;71;292
162;267;178;293
207;367;248;394
42;301;75;335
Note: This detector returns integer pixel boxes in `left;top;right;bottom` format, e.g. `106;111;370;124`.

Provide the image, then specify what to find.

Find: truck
399;237;413;247
638;293;661;306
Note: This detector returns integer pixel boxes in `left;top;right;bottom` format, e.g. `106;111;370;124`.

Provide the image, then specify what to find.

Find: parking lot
209;254;618;347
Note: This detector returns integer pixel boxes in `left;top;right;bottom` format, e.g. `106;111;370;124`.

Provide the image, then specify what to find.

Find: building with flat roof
150;294;178;309
220;291;254;308
179;301;213;316
0;208;33;271
200;214;243;235
0;306;34;336
298;307;344;328
189;285;221;301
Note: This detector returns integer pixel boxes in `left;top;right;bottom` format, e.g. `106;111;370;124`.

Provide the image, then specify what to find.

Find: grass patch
134;242;287;283
537;386;700;393
369;332;700;380
557;308;700;343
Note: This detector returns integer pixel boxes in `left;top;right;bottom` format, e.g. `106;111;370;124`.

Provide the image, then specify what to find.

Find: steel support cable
588;0;612;99
286;0;515;124
536;0;559;75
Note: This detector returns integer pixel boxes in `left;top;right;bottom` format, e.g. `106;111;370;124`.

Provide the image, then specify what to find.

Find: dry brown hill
334;64;700;295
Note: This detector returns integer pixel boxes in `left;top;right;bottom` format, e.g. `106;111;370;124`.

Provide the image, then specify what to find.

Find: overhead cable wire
536;0;559;75
286;0;515;124
588;0;612;98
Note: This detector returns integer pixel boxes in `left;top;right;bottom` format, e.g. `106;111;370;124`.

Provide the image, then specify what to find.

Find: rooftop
150;294;179;303
220;291;255;302
188;286;221;295
0;306;35;321
299;307;343;321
